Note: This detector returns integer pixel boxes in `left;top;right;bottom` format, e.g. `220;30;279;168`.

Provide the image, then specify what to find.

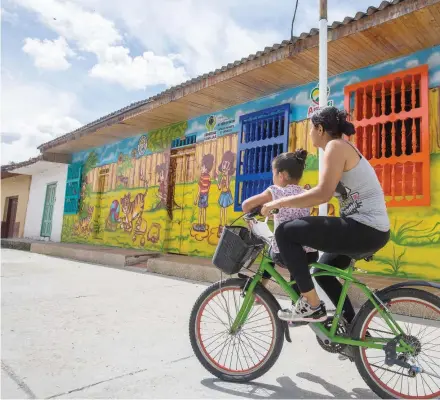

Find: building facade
2;157;70;242
1;173;32;238
22;164;68;242
59;44;440;281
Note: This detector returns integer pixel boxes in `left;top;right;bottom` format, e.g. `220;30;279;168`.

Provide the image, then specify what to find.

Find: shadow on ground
201;372;376;399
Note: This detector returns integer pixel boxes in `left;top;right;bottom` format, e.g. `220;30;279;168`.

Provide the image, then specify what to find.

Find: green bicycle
189;209;440;399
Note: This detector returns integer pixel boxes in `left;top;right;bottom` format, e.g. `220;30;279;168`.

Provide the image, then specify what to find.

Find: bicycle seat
349;252;375;261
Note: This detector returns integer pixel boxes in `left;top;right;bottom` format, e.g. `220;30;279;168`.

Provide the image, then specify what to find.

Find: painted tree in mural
79;150;98;217
147;121;188;151
147;122;187;218
83;151;98;177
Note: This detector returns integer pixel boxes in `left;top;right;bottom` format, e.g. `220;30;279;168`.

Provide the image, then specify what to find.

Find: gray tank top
334;145;390;232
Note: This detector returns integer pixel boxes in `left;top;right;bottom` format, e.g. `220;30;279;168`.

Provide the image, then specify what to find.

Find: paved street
1;250;376;399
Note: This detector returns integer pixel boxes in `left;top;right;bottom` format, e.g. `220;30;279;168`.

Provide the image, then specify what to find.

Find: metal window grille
344;65;430;207
234;104;290;211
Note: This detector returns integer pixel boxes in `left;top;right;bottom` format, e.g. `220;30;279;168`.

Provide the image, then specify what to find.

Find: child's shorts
198;193;209;208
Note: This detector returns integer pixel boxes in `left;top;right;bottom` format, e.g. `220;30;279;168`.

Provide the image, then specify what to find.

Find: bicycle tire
351;288;440;399
189;278;284;382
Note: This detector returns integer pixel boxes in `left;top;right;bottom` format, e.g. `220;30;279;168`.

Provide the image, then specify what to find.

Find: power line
290;0;299;41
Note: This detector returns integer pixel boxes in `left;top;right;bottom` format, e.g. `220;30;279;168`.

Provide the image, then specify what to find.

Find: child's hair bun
295;148;308;161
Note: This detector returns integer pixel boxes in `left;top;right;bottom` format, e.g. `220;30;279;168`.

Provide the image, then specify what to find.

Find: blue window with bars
234;104;290;211
64;163;82;215
171;134;196;149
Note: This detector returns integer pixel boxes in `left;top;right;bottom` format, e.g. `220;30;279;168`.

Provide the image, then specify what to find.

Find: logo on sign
310;86;331;105
308;85;333;118
205;115;217;132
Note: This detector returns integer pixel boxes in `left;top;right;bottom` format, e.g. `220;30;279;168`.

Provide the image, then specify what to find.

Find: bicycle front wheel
352;288;440;399
189;278;284;382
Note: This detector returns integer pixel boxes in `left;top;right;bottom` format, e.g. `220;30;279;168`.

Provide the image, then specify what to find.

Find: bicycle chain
370;363;413;378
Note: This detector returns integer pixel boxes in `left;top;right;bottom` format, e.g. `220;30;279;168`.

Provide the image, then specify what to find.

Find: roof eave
37;0;439;154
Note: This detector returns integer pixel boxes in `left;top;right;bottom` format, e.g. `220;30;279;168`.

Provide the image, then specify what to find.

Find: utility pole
318;0;328;217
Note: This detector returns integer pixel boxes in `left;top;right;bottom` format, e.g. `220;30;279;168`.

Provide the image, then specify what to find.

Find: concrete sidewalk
0;239;322;302
1;238;425;308
1;250;377;399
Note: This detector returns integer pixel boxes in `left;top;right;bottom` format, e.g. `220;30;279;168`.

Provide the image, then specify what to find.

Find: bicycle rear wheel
352;288;440;399
189;278;284;382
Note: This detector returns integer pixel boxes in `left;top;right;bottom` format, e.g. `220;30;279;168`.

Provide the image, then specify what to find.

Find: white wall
24;164;68;242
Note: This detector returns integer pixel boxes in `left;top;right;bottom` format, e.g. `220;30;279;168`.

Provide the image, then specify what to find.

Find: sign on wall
203;114;236;142
307;85;334;118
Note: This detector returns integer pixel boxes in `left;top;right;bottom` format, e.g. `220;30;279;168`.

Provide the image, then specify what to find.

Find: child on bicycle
242;149;319;290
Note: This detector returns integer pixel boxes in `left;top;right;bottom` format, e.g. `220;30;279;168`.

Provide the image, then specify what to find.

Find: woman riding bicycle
261;106;390;323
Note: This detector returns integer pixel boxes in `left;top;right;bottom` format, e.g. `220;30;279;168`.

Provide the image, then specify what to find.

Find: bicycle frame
230;251;414;354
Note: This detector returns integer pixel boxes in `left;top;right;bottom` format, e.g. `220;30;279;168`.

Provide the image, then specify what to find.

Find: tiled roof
38;0;405;151
1;155;42;173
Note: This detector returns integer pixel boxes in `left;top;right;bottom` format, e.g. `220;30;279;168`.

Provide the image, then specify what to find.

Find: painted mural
62;45;440;281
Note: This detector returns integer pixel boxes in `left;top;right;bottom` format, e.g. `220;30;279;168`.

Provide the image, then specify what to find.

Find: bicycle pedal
338;347;355;362
288;321;309;328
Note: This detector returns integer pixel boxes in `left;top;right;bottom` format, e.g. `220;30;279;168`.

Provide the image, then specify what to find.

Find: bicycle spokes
360;297;440;398
196;287;275;374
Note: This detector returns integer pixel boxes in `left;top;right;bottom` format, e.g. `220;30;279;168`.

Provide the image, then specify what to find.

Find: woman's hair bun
312;106;357;138
293;148;308;170
337;110;356;136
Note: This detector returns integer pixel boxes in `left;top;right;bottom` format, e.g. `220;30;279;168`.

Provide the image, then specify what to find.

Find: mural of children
217;150;236;234
193;154;214;232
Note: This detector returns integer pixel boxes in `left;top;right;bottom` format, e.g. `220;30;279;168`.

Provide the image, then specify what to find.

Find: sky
1;0;386;164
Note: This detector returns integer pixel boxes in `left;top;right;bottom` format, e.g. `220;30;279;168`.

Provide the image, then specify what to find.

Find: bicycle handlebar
243;206;279;220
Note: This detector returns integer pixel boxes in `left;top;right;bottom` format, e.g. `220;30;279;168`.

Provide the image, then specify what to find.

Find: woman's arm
242;189;273;213
261;141;346;215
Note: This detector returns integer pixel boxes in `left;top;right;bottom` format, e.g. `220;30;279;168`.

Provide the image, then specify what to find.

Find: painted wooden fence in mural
86;152;168;192
84;134;240;191
194;133;237;182
429;88;440;153
289;119;317;156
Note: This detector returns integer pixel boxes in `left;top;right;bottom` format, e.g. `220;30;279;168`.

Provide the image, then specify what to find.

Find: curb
1;239;32;252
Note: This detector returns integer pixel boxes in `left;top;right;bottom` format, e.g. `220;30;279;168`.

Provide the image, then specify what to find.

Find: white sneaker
278;296;328;322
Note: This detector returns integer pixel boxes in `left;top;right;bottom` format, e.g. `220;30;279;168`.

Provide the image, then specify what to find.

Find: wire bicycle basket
212;226;265;275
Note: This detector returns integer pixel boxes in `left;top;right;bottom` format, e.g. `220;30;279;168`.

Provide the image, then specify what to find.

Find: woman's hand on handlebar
261;200;281;217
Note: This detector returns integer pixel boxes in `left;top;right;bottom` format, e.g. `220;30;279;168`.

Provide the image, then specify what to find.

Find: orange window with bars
344;65;430;207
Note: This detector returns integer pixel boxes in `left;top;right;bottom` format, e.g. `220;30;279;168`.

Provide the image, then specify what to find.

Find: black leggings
275;216;390;322
262;252;318;282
